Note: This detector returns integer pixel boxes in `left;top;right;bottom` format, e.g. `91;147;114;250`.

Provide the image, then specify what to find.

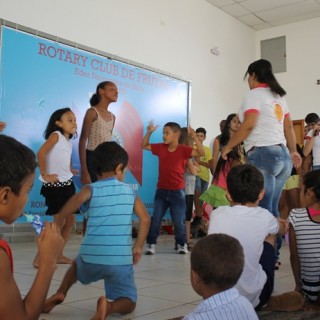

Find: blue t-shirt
80;177;135;265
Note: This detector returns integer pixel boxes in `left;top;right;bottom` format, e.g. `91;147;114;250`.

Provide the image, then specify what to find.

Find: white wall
0;0;255;144
256;18;320;121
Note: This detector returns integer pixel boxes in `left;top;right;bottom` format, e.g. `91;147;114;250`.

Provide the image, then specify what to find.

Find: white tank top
86;107;114;151
39;131;73;182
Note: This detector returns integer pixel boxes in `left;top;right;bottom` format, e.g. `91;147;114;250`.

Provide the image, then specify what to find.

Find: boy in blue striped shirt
42;141;150;319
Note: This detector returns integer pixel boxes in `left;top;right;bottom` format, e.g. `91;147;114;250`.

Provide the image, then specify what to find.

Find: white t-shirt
39;131;73;182
208;205;278;307
306;129;320;166
239;86;289;153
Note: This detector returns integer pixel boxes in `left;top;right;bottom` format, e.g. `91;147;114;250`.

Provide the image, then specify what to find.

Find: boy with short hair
194;127;212;218
208;164;304;311
43;141;150;319
0;135;64;319
184;233;258;319
142;121;204;255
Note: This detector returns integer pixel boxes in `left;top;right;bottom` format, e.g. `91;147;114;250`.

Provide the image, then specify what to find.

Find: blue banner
0;27;189;223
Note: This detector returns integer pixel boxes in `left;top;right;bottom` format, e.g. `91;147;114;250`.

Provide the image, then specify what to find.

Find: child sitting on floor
184;233;258;319
289;170;320;310
208;164;304;311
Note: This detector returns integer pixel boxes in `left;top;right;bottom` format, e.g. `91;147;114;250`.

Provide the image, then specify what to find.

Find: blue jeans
246;144;292;216
247;144;292;262
147;189;186;246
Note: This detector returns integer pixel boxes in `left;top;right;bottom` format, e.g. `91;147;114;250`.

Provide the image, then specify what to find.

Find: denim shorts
75;255;137;302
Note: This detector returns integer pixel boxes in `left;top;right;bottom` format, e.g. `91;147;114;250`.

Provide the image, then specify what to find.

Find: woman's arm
284;117;302;168
79;109;96;184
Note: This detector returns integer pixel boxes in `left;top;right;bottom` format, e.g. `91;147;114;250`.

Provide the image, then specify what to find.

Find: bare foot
304;301;320;311
43;292;65;313
91;296;109;320
57;256;73;264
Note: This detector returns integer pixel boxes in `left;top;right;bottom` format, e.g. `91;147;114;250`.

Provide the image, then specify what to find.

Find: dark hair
44;108;76;139
196;127;207;135
305;113;319;125
90;81;114;106
214;147;240;181
0;135;37;194
164;122;181;133
245;59;286;97
227;164;264;204
93;141;128;176
303;170;320;200
220;113;238;147
191;234;244;291
179;127;193;146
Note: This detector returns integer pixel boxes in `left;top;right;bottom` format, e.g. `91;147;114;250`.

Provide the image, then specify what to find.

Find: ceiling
206;0;320;30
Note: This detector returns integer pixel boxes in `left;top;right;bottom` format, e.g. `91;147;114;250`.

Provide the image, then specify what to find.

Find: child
289;170;320;309
142;121;204;255
33;107;77;268
184;234;258;319
0;134;63;319
179;127;199;250
79;81;118;185
43;141;150;319
199;148;241;210
193;127;212;219
303;117;320;171
79;81;118;234
208;164;304;311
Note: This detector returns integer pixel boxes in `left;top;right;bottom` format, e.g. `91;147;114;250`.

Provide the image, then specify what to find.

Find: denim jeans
246;144;292;262
246;144;292;217
147;189;186;246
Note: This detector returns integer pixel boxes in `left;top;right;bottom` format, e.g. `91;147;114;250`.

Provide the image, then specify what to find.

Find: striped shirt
79;177;135;265
289;208;320;301
183;288;258;320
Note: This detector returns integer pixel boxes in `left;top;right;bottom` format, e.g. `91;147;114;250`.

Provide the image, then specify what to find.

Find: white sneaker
177;244;188;254
145;244;156;255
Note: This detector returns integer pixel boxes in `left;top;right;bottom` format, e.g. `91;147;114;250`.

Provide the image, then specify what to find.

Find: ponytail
245;59;286;97
89;81;114;106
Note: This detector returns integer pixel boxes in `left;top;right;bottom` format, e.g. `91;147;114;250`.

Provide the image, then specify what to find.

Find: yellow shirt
196;145;212;182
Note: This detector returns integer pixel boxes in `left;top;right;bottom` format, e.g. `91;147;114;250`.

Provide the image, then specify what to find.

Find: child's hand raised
147;120;158;133
188;126;197;139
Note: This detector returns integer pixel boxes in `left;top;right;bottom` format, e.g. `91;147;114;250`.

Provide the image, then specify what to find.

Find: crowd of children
2;66;320;319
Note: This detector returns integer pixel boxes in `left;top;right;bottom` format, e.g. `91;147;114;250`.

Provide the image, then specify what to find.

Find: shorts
256;242;275;310
282;175;299;190
75;255;137;302
195;176;209;194
40;179;75;216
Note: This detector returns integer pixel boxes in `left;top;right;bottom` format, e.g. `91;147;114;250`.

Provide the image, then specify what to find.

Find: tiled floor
13;234;295;320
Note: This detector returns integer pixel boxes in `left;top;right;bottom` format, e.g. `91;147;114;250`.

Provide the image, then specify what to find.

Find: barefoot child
43;141;150;319
33;108;78;267
0;135;63;319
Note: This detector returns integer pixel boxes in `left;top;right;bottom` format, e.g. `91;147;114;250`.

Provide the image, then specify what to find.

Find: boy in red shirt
142;122;204;254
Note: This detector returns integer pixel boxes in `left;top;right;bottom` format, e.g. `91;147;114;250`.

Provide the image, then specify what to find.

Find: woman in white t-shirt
222;59;302;264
